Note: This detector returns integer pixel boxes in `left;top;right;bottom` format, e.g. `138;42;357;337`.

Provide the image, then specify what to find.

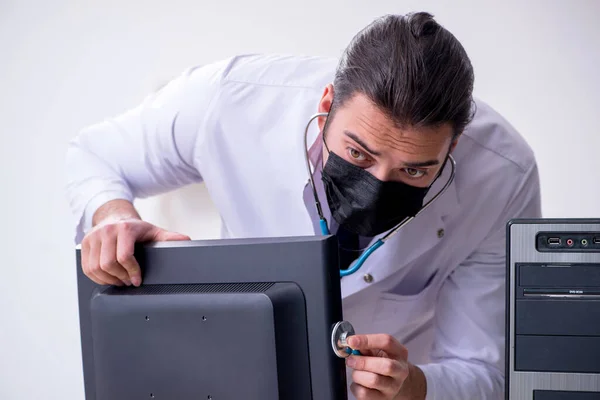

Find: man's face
317;85;456;188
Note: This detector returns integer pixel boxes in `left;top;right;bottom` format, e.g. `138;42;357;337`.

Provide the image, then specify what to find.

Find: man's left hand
345;334;426;400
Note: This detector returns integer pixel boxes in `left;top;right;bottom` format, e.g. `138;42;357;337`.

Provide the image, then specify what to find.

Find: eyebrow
404;159;440;168
344;130;441;168
344;130;382;156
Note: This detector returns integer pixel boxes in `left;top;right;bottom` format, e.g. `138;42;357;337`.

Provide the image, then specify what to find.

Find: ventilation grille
102;282;274;296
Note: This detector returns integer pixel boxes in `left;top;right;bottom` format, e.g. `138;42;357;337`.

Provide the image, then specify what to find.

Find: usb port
594;237;600;245
547;238;561;245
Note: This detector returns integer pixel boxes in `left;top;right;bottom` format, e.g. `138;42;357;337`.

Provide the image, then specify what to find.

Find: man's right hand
81;218;190;287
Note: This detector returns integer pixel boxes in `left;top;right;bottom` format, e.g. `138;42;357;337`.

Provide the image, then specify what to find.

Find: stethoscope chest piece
331;320;358;358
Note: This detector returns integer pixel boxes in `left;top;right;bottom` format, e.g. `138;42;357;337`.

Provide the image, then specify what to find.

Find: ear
317;84;334;132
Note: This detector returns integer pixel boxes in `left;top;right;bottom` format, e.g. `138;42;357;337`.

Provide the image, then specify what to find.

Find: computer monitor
75;235;347;400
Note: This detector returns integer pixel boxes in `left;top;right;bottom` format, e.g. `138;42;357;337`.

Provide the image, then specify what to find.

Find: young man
65;12;541;400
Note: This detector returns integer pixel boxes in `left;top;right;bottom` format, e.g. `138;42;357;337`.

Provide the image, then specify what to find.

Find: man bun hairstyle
332;12;475;138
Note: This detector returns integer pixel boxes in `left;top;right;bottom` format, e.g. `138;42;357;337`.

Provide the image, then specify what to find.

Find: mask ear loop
304;112;330;235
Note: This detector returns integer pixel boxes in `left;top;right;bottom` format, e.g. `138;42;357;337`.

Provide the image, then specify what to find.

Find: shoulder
451;98;540;212
185;53;338;92
224;53;338;89
444;100;541;249
457;98;536;175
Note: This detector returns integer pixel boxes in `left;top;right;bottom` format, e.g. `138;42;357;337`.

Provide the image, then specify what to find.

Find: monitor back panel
90;283;305;399
507;219;600;399
76;236;345;400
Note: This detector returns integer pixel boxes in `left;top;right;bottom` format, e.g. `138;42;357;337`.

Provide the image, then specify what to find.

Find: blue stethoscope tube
304;112;457;278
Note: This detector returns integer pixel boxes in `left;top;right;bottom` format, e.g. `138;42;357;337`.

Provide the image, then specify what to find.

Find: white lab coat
65;54;542;399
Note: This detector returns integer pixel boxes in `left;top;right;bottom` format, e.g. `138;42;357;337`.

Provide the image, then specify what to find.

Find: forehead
330;94;454;159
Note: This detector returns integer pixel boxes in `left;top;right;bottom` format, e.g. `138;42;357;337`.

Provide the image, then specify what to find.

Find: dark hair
332;12;475;138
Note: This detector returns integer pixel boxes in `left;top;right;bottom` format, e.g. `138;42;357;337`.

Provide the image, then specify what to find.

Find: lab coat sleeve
418;162;542;400
65;59;229;243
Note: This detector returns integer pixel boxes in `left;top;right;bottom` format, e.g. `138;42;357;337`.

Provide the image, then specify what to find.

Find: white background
1;0;599;398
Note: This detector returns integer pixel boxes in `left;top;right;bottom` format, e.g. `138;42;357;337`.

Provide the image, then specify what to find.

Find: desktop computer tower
507;219;600;399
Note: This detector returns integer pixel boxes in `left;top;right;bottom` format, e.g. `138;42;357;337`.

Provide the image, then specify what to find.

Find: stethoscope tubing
303;112;456;277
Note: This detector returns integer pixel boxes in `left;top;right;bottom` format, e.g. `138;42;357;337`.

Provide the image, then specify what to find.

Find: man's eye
348;148;366;161
403;168;426;178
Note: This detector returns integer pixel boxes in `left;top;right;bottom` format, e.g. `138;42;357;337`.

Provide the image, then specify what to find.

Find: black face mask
321;151;431;237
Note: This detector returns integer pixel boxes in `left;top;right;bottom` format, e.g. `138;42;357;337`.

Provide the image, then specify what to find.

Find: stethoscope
303;112;457;278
